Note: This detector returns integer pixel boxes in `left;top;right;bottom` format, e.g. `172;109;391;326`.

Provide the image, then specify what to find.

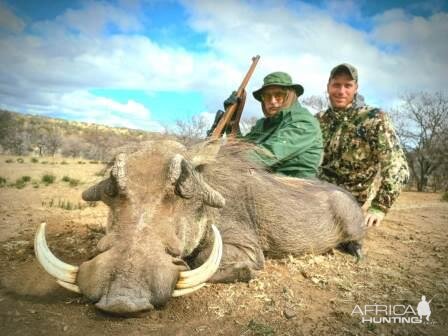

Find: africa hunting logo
351;295;435;324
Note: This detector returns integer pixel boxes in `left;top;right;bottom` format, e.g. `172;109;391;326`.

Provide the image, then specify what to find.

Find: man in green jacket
317;63;409;227
243;72;323;178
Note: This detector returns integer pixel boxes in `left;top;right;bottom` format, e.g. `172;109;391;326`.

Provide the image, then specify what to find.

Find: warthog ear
82;179;118;201
168;154;225;208
82;184;102;202
82;153;126;202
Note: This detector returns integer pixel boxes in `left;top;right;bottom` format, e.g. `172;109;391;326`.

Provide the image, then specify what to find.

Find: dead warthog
35;139;365;314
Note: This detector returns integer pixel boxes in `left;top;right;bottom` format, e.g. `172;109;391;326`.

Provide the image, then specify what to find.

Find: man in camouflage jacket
317;63;409;227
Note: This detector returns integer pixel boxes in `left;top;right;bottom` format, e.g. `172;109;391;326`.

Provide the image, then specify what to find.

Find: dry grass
0;154;104;185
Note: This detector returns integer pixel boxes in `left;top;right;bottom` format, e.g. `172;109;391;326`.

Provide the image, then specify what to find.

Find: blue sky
0;0;447;132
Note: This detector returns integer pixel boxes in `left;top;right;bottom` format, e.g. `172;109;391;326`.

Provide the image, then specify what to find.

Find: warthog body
36;138;366;314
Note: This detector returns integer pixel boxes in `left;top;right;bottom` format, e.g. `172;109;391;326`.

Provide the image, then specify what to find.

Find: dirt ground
0;156;447;336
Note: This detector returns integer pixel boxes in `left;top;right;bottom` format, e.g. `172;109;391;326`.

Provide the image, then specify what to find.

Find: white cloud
0;0;447;132
55;90;163;131
183;0;448;111
1;89;164;131
44;1;142;36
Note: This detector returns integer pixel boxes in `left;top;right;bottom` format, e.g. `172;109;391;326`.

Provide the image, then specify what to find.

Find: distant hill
0;109;165;160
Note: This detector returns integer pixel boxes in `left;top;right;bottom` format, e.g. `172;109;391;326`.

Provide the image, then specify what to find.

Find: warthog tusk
175;224;222;291
34;222;80;286
172;283;206;297
56;280;81;293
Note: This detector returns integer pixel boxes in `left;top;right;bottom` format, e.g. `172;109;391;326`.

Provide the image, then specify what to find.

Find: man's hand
206;110;225;137
364;208;385;227
223;91;239;109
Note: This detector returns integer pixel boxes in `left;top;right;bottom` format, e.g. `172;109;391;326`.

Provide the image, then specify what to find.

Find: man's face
327;73;358;109
260;86;288;117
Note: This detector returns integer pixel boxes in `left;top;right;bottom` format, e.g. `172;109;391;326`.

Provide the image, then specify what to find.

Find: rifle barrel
210;55;260;139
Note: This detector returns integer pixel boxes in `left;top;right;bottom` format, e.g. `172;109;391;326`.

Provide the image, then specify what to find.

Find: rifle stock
210;55;260;140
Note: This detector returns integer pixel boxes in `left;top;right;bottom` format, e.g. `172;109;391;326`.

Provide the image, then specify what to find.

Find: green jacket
244;102;323;178
317;102;409;213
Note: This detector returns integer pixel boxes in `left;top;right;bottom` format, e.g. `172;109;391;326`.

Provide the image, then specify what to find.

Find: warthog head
35;140;224;314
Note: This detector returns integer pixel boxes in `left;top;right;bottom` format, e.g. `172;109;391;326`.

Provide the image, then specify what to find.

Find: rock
283;308;297;319
312;255;326;264
300;270;310;279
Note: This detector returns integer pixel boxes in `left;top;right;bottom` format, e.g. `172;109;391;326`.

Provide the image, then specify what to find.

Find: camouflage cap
253;72;304;101
329;63;358;82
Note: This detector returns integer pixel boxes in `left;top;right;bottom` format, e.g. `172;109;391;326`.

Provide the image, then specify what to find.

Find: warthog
35;138;366;315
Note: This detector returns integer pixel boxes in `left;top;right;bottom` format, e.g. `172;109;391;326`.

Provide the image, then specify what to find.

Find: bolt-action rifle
209;55;260;140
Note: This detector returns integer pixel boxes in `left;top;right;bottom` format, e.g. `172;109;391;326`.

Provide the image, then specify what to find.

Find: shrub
41;161;48;164
42;174;56;185
61;161;68;165
442;192;448;202
31;158;39;163
14;178;27;189
21;176;31;182
0;177;7;188
247;320;274;336
5;159;13;163
61;175;81;187
58;200;73;210
69;178;80;187
77;161;86;164
43;199;92;210
16;158;24;163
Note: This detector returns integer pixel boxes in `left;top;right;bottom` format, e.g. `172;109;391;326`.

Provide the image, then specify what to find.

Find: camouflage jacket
317;102;409;214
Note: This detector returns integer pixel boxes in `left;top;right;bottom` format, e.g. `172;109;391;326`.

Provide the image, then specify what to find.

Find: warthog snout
35;222;222;314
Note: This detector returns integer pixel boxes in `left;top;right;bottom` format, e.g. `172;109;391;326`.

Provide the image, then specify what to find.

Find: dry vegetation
0;110;158;161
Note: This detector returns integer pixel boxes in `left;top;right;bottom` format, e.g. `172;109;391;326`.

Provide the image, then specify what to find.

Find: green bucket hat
253;72;304;102
329;63;358;82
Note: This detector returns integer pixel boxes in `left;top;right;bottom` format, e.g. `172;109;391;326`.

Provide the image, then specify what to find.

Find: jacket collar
327;95;365;122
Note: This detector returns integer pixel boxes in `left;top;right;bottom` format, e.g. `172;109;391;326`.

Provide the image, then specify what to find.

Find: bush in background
69;178;80;187
41;174;56;185
442;192;448;202
14;177;27;189
61;175;81;187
